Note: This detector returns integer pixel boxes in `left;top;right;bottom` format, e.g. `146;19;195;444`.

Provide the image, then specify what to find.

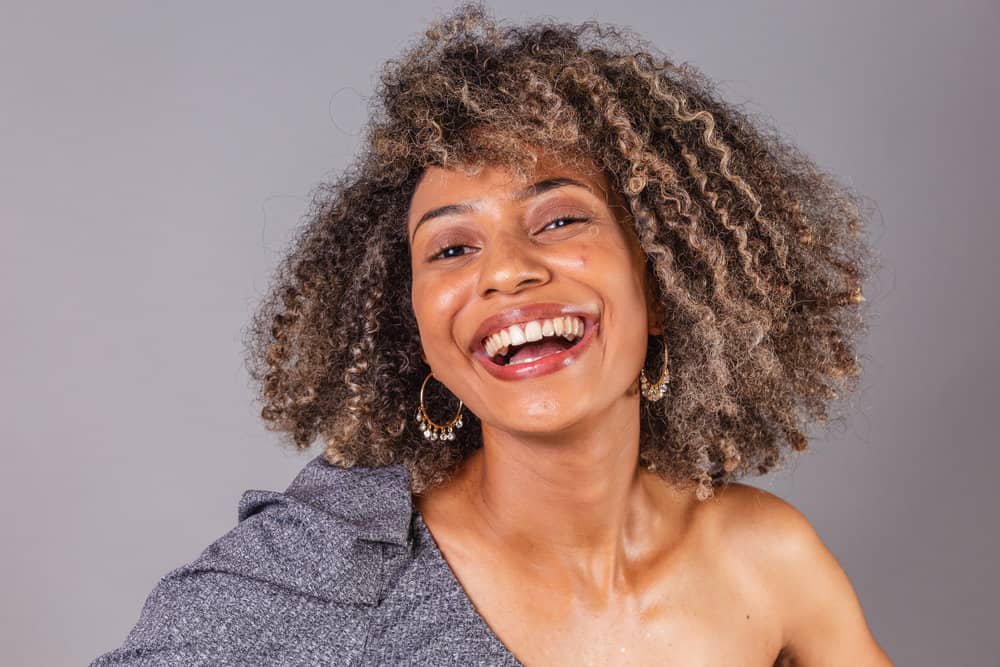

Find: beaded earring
639;337;670;401
415;372;464;441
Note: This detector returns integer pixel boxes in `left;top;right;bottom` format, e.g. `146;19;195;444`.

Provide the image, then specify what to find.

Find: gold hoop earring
415;372;464;441
639;338;670;401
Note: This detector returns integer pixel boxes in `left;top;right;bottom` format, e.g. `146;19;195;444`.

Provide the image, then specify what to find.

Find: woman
92;4;890;665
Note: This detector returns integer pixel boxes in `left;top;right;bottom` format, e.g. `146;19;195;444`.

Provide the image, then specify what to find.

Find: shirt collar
282;455;415;547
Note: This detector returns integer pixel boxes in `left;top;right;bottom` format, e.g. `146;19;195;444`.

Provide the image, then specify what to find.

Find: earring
639;338;670;401
415;372;464;441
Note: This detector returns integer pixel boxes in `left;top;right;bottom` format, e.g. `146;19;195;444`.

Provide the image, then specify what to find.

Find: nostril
515;277;543;289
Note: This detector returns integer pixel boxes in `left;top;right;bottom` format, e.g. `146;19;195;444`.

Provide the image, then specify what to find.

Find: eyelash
429;217;591;261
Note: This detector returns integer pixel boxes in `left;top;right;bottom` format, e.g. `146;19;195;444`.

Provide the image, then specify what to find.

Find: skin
406;149;892;666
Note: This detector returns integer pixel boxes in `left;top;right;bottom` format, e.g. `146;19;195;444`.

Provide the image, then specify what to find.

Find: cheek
411;274;469;355
413;281;448;312
582;246;649;329
575;237;642;291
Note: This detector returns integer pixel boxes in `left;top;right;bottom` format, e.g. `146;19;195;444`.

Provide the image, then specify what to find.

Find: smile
483;315;585;361
473;318;599;381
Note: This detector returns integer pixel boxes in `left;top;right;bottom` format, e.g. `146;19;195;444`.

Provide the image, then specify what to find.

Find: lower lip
474;321;600;381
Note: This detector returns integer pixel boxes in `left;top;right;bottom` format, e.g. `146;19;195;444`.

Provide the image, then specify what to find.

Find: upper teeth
483;316;586;358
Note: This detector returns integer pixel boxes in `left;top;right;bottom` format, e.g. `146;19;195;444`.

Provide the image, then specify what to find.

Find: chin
482;396;595;437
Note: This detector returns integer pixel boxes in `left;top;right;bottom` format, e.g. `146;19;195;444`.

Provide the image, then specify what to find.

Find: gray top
90;456;524;666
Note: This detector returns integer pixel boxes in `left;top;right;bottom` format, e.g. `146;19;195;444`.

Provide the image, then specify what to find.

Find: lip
469;303;601;382
468;302;600;354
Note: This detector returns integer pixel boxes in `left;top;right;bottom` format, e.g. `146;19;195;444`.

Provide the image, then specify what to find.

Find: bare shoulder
702;482;814;556
703;482;894;666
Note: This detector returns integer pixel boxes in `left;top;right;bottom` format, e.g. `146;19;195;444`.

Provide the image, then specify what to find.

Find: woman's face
407;150;661;437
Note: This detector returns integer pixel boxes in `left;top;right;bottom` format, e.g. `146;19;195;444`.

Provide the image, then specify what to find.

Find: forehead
407;150;615;226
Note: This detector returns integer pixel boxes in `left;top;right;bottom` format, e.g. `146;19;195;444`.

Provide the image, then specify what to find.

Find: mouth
482;314;589;366
472;312;600;381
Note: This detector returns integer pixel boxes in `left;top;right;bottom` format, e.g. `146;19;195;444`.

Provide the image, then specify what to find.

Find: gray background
2;1;997;664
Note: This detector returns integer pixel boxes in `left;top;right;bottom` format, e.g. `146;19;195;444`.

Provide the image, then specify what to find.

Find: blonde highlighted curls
244;3;877;499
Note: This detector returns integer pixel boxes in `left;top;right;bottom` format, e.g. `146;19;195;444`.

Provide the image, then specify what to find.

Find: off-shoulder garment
90;456;524;666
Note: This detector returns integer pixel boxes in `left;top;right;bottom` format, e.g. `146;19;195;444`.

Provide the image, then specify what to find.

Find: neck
437;392;690;590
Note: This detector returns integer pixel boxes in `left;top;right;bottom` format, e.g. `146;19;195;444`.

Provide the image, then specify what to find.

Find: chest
443;542;784;666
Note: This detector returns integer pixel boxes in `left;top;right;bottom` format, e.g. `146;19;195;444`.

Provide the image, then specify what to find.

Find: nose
475;232;552;298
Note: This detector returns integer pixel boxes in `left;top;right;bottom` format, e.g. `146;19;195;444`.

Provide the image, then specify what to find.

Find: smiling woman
91;3;891;665
408;157;655;408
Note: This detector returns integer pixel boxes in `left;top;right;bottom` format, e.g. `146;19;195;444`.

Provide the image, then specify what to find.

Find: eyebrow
409;177;594;243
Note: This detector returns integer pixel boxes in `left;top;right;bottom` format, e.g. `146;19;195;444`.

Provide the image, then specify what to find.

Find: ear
647;300;666;336
643;267;666;336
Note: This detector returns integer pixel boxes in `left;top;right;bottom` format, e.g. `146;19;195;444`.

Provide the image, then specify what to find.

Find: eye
541;217;590;232
429;244;476;261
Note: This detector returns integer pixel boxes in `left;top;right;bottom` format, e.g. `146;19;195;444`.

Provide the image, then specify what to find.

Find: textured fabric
90;456;524;666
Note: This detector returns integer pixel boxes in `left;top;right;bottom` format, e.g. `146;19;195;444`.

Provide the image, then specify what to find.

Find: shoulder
707;482;893;665
90;457;417;666
702;482;813;559
208;456;414;603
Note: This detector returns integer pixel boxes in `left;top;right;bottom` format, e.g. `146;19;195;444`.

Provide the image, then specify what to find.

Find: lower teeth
509;354;550;366
502;340;580;366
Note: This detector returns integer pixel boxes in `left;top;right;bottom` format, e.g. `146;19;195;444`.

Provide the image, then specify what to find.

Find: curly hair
243;3;877;501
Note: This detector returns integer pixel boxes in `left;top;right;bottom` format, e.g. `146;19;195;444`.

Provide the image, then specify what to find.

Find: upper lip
468;302;600;354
